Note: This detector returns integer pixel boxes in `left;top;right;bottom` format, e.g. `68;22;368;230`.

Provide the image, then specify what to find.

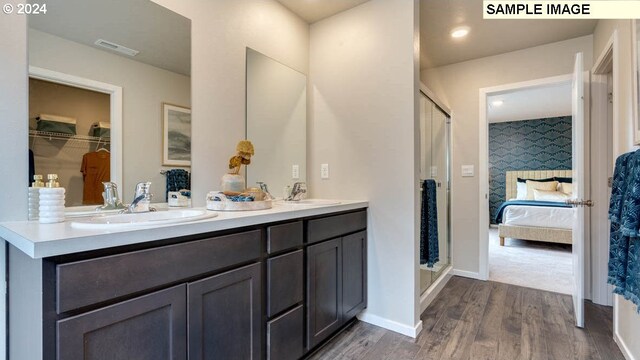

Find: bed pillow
517;177;555;183
526;180;559;200
554;176;573;183
558;182;573;195
533;189;570;202
516;182;528;200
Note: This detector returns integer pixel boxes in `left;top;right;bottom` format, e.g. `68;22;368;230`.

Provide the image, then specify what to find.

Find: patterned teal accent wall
489;116;572;223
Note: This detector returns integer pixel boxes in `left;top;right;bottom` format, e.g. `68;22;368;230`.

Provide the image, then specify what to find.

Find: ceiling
275;0;370;23
28;0;191;76
420;0;598;69
488;82;572;123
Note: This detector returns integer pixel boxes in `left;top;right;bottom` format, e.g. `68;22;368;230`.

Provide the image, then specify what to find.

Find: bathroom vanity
0;201;367;360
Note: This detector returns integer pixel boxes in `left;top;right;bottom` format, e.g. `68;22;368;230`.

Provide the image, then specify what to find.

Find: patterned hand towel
420;179;440;267
165;169;190;201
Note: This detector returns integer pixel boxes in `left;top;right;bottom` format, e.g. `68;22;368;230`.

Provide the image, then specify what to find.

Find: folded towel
420;179;439;267
608;150;640;312
165;169;190;201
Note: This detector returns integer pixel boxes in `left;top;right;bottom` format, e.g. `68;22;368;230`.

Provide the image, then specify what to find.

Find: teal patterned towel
420;179;439;267
608;150;640;311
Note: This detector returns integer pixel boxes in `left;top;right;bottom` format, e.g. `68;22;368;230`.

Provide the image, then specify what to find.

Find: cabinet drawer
267;305;304;360
57;284;187;360
307;210;367;244
267;221;303;254
56;230;261;314
267;250;303;317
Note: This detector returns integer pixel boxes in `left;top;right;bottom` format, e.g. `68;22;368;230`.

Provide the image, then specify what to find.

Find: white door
571;52;586;328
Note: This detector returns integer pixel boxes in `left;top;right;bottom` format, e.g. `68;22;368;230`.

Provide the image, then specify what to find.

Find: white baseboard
420;266;452;314
614;331;637;360
451;269;484;280
357;312;423;338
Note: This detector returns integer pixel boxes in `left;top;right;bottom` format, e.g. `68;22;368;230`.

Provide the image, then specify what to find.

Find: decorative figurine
228;140;255;175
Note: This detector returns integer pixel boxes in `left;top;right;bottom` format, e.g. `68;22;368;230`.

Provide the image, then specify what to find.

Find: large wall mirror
246;48;307;198
28;0;191;207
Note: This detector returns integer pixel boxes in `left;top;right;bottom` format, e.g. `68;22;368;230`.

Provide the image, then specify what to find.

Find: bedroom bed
496;170;574;246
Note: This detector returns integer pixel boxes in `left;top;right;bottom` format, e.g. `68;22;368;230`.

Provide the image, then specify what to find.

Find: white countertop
0;200;368;259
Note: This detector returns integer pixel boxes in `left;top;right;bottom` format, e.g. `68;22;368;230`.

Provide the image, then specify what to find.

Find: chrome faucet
286;182;307;201
125;182;154;213
98;182;125;211
256;182;274;200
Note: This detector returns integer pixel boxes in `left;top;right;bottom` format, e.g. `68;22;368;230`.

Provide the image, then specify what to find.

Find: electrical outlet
321;163;330;179
292;164;300;179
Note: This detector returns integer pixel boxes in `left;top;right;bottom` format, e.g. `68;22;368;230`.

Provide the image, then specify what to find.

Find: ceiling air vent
94;39;139;57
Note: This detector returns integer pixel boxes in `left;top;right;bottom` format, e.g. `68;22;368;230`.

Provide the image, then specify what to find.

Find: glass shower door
419;93;451;294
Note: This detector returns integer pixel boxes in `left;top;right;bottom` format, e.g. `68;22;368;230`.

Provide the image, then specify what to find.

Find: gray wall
0;4;29;358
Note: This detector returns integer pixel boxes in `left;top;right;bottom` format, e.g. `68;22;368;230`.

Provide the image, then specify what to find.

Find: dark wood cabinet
57;284;187;360
37;209;367;360
266;305;304;360
306;238;343;350
188;263;262;360
342;231;367;319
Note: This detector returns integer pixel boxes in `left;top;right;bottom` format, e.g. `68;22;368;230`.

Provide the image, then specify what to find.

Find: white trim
632;21;640;146
420;266;453;314
28;66;123;197
614;327;636;360
357;312;423;338
451;268;483;280
590;30;618;307
478;74;573;281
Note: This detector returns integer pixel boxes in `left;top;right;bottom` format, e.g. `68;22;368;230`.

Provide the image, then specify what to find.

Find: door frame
478;73;581;281
591;29;618;307
28;66;123;192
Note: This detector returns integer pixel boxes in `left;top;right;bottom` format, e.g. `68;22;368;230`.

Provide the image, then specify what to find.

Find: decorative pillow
554;176;573;183
558;182;573;195
526;180;559;200
516;182;528;200
517;177;555;183
533;189;570;202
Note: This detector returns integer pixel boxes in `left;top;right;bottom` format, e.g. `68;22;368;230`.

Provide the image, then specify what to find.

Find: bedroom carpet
489;228;573;294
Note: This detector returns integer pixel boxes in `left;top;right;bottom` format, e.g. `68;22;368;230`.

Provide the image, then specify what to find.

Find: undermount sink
70;209;217;230
278;199;341;206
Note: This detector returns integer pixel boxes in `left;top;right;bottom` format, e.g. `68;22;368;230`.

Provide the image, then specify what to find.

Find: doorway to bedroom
485;77;575;295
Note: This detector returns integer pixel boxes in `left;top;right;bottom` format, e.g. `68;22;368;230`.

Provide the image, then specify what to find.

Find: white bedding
502;202;574;230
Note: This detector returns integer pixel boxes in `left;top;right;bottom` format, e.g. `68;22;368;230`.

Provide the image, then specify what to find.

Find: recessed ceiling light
491;100;504;107
450;26;470;39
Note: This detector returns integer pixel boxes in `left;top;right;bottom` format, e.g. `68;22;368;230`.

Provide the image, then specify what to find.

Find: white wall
0;4;28;359
593;19;640;360
151;0;309;207
309;0;421;334
422;35;593;275
29;29;190;202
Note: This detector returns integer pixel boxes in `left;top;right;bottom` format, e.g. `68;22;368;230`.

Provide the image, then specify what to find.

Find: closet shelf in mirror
29;130;110;144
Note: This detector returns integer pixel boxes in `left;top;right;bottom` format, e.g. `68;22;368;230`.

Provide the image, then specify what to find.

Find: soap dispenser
28;175;44;220
38;174;66;224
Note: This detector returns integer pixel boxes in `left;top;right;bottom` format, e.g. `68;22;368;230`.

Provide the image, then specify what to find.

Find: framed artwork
162;103;191;166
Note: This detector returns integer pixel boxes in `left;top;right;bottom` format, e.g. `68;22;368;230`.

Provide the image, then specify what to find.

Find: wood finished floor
308;276;624;360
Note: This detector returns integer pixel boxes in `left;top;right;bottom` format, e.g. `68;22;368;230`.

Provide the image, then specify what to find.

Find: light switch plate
461;165;475;177
321;163;329;179
430;166;438;177
292;164;300;179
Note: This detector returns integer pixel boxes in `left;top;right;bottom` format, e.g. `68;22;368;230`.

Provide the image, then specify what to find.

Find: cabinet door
306;238;342;350
342;231;367;320
188;263;261;360
57;284;187;360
